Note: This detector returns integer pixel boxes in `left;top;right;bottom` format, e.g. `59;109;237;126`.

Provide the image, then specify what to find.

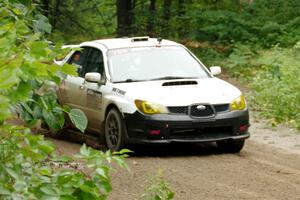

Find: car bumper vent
168;106;188;114
213;104;230;112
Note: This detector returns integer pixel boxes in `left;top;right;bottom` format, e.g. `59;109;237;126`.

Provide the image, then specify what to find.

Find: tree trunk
52;0;61;30
162;0;172;37
41;0;49;17
177;0;186;38
147;0;156;36
117;0;133;37
163;0;171;21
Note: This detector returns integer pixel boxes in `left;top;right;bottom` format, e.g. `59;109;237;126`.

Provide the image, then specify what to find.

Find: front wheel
216;139;245;153
104;108;126;151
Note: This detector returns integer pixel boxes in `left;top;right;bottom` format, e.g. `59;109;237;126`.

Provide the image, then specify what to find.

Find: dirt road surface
51;114;300;200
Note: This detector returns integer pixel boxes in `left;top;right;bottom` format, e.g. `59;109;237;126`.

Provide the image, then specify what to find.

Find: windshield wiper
149;76;197;81
114;79;145;83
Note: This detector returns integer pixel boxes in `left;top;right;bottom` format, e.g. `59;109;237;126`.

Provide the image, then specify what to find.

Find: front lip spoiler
127;132;250;144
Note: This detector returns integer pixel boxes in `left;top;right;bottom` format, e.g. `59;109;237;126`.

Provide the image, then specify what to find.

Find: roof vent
131;36;150;42
162;80;198;86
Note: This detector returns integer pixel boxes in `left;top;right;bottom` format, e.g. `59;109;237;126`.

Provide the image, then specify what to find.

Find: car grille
190;104;214;117
168;106;188;114
168;104;230;116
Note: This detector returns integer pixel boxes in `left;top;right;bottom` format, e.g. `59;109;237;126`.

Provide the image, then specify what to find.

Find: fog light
239;125;248;132
149;130;161;135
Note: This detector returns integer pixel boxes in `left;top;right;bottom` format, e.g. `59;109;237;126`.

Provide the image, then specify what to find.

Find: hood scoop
162;80;198;86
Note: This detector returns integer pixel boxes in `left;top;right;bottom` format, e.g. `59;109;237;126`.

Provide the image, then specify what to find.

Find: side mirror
85;72;101;83
210;66;222;76
54;59;63;65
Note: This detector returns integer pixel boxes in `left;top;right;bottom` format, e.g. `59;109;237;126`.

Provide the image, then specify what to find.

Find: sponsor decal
112;88;126;95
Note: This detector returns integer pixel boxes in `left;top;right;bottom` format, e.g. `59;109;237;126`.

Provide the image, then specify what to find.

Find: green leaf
0;68;19;90
40;185;57;196
51;155;73;162
33;14;52;34
79;144;90;156
5;167;19;180
20;102;34;115
39;143;55;154
95;168;108;179
0;186;10;195
15;20;30;35
39;167;52;176
60;195;77;200
32;103;43;119
8;81;32;103
112;156;128;169
115;149;133;155
61;64;77;76
42;108;63;130
30;41;48;58
99;181;112;194
0;95;11;120
68;109;87;133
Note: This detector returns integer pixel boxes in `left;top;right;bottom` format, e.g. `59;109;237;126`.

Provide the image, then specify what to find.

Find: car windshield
108;46;210;83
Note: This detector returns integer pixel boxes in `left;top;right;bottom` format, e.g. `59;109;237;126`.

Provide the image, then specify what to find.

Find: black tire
216;139;245;153
104;108;126;151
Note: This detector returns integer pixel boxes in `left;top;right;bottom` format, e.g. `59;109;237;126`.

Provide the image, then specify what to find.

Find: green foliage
189;0;300;47
17;83;65;129
0;1;129;200
43;0;300;50
250;46;300;129
0;0;86;133
140;171;174;200
47;0;116;43
0;126;128;199
221;43;300;130
16;80;88;133
0;0;74;121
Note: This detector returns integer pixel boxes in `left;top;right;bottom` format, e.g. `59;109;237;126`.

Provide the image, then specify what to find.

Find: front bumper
123;109;250;144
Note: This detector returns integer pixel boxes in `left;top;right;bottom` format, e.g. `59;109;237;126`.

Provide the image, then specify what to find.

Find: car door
58;47;90;112
81;48;105;131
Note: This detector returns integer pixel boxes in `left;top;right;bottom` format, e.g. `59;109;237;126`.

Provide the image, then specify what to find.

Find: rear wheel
104;108;126;151
217;139;245;153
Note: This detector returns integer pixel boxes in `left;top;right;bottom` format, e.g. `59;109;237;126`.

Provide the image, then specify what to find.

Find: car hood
113;78;241;106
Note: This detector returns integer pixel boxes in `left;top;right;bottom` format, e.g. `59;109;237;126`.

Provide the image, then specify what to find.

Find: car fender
101;86;137;122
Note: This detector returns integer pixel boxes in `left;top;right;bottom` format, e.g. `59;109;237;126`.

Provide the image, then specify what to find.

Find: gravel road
52;115;300;200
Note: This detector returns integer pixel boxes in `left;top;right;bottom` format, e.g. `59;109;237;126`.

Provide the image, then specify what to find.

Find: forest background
0;0;299;199
43;0;300;129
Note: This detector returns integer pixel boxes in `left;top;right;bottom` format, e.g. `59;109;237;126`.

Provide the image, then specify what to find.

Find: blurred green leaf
68;108;87;133
33;14;52;34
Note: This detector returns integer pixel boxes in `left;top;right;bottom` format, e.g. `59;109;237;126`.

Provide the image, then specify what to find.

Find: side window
84;48;104;76
68;47;89;77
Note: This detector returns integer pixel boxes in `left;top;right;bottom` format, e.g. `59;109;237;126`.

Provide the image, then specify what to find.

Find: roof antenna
157;37;162;44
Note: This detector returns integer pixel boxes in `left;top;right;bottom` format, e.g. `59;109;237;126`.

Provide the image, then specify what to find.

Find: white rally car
57;37;250;152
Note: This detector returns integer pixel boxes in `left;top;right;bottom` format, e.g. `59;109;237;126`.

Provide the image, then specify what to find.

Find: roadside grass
193;42;300;131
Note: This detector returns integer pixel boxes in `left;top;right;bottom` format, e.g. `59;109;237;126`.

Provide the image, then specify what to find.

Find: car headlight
230;95;246;111
135;100;168;115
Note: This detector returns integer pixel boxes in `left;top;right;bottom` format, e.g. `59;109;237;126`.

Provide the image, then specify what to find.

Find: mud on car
57;37;250;152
